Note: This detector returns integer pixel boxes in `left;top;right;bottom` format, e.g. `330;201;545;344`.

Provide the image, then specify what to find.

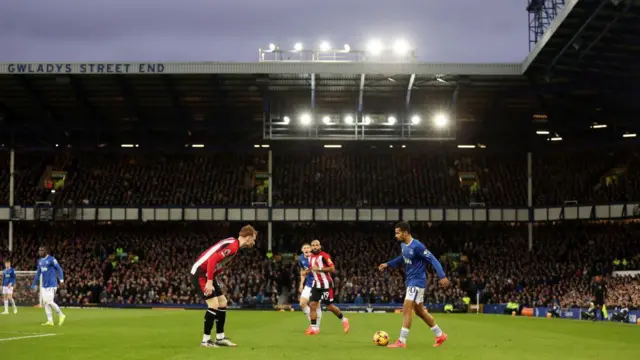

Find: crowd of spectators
1;222;639;310
1;148;639;207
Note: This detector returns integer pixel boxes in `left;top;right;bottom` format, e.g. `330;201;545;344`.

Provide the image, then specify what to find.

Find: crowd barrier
1;203;639;222
483;304;639;324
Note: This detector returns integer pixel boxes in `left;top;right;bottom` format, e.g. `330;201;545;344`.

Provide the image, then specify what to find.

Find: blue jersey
32;255;64;289
386;239;446;288
2;267;16;287
298;254;314;287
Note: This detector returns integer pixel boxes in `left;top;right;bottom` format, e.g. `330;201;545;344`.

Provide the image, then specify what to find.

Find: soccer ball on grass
373;330;390;346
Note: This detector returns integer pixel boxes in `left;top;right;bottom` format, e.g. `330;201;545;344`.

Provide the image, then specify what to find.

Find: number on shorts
321;291;329;300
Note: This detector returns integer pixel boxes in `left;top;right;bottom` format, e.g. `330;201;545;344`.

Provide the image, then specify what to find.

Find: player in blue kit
2;259;18;314
298;243;322;330
378;221;450;348
31;246;67;326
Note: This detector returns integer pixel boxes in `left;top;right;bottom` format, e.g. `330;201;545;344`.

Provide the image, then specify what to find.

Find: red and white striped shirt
190;237;239;280
309;251;334;289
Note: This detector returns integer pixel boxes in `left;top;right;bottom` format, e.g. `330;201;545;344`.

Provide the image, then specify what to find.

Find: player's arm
418;247;448;283
383;255;404;269
31;264;41;289
53;258;65;284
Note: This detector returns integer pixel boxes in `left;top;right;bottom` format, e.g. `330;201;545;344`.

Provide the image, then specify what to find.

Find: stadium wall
483;304;639;324
2;203;639;222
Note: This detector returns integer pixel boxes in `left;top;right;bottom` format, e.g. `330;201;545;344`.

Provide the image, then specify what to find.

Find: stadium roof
1;0;639;150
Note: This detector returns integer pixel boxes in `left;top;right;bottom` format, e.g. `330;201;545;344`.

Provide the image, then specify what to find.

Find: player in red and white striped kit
190;225;257;348
305;239;349;335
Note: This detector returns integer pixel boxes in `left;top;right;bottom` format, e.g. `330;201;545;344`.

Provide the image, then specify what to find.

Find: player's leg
195;274;218;348
8;292;17;314
210;279;236;347
299;286;311;322
414;302;447;347
41;288;55;326
325;290;348;333
388;286;422;348
2;290;8;314
305;289;321;335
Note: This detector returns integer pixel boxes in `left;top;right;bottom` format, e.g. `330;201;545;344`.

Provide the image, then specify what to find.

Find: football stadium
1;0;640;359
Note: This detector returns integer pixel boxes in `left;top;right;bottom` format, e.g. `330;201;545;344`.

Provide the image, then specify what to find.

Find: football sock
303;305;311;321
216;307;227;338
311;318;318;330
431;325;443;337
203;308;216;341
399;327;410;343
3;300;7;312
10;299;16;310
336;312;347;322
316;307;322;327
50;302;63;315
44;304;53;322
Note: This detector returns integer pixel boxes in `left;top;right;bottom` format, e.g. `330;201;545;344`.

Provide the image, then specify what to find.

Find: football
373;330;390;346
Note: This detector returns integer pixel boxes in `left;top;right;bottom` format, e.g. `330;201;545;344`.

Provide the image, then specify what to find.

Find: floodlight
387;116;397;125
269;43;276;51
283;116;290;125
363;116;372;125
457;145;476;149
320;41;331;52
300;113;312;125
294;43;303;51
344;44;351;52
433;113;448;128
393;39;410;55
536;130;550;135
367;39;383;55
590;124;607;129
344;115;355;125
549;137;562;141
410;115;421;125
322;116;332;125
623;133;636;138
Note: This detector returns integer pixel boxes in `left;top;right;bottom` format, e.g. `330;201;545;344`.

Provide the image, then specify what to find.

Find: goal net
6;271;41;307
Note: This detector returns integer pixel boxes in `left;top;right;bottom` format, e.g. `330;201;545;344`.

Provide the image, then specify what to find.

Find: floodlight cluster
276;113;449;128
265;39;413;55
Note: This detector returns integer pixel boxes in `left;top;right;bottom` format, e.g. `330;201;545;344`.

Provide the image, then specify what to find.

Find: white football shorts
300;286;312;300
404;286;425;304
42;287;57;303
2;286;13;295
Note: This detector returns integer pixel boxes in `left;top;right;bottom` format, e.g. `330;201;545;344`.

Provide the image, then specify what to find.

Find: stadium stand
1;222;638;309
2;148;640;207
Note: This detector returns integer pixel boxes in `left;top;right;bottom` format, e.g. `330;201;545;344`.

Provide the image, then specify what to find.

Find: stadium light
344;115;355;125
367;39;384;55
590;124;607;129
410;115;421;125
623;133;637;138
386;116;397;125
191;144;204;148
261;144;270;148
322;116;332;125
320;41;331;52
300;113;312;125
457;145;476;149
393;39;410;55
536;130;550;135
344;44;351;52
282;116;291;125
254;144;260;148
269;43;276;51
549;137;562;141
363;116;372;125
121;144;135;148
294;43;303;51
433;113;448;128
324;144;342;148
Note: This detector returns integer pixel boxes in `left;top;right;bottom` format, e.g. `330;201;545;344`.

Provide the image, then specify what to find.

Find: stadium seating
1;222;638;308
1;149;639;207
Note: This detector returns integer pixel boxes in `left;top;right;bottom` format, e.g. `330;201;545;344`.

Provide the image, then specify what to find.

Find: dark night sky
0;0;530;62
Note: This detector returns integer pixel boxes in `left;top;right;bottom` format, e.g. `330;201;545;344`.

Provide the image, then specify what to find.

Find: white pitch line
0;333;57;342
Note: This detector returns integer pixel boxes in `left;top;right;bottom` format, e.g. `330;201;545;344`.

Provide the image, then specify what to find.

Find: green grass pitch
1;308;638;359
